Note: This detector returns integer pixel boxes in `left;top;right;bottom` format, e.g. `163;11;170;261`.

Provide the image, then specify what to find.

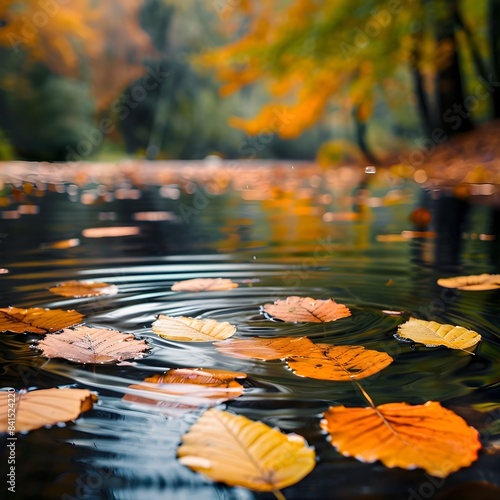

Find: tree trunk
352;106;378;165
490;0;500;118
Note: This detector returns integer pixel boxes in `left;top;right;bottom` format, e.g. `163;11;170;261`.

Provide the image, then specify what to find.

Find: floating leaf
0;307;83;334
36;326;149;364
49;280;119;298
123;368;247;413
0;388;96;433
178;409;315;492
437;274;500;291
215;336;320;360
82;226;140;238
171;278;238;292
321;401;481;477
152;315;236;342
262;296;351;323
397;318;481;351
287;344;393;381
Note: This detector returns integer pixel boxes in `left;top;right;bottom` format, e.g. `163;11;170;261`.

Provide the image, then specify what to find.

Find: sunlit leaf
287;344;393;381
397;318;481;352
178;409;315;491
152;315;236;342
36;326;149;364
49;280;118;298
0;307;83;334
215;336;320;360
171;278;238;292
262;296;351;323
321;401;481;477
123;368;246;413
0;388;96;433
437;274;500;291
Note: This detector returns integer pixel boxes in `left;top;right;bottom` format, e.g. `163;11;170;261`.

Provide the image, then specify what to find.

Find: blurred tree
200;0;495;161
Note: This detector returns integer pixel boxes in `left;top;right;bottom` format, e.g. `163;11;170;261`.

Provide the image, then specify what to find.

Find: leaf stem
272;490;287;500
353;380;376;408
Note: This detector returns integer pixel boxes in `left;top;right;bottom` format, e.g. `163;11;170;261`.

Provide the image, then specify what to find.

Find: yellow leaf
397;318;481;352
36;326;149;364
321;401;481;477
263;296;351;323
0;306;83;334
178;409;315;492
171;278;238;292
287;344;393;381
0;388;96;433
152;315;236;342
437;274;500;291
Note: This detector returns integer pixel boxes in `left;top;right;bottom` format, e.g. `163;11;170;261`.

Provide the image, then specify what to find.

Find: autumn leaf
287;344;393;381
262;296;351;323
215;336;320;360
321;401;481;477
437;274;500;291
123;368;247;413
397;318;481;352
49;280;118;298
0;307;83;334
0;388;96;433
178;409;315;492
82;226;140;238
171;278;238;292
152;315;236;342
36;326;149;364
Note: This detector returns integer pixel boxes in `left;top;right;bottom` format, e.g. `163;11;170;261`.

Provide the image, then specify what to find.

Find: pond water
0;160;499;500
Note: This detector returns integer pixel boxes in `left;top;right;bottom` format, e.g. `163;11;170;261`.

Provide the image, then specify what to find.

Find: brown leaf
437;274;500;291
0;388;96;433
36;326;149;364
123;368;247;413
262;296;351;323
178;409;315;491
215;336;320;360
49;280;118;298
152;315;236;342
287;344;393;381
0;306;83;334
321;401;481;477
171;278;238;292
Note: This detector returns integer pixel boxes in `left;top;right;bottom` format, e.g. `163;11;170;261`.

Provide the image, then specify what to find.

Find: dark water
0;161;499;500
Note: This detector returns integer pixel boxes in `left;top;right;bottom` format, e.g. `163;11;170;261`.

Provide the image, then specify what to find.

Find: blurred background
0;0;499;170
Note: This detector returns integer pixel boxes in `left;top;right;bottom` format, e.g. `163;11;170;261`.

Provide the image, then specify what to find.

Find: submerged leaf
171;278;238;292
0;388;96;433
397;318;481;351
215;336;320;360
262;296;351;323
321;401;481;477
287;344;393;381
0;306;83;334
437;274;500;291
49;280;118;298
123;368;247;413
36;326;149;364
152;315;236;342
178;409;315;491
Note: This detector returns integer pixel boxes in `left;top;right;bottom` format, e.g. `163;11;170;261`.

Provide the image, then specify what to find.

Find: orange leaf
82;226;140;238
36;326;149;364
437;274;500;291
0;306;83;334
49;280;118;298
0;388;96;433
215;336;320;360
287;344;393;380
171;278;238;292
321;401;481;477
123;368;247;414
178;409;315;491
263;296;351;323
152;315;236;342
